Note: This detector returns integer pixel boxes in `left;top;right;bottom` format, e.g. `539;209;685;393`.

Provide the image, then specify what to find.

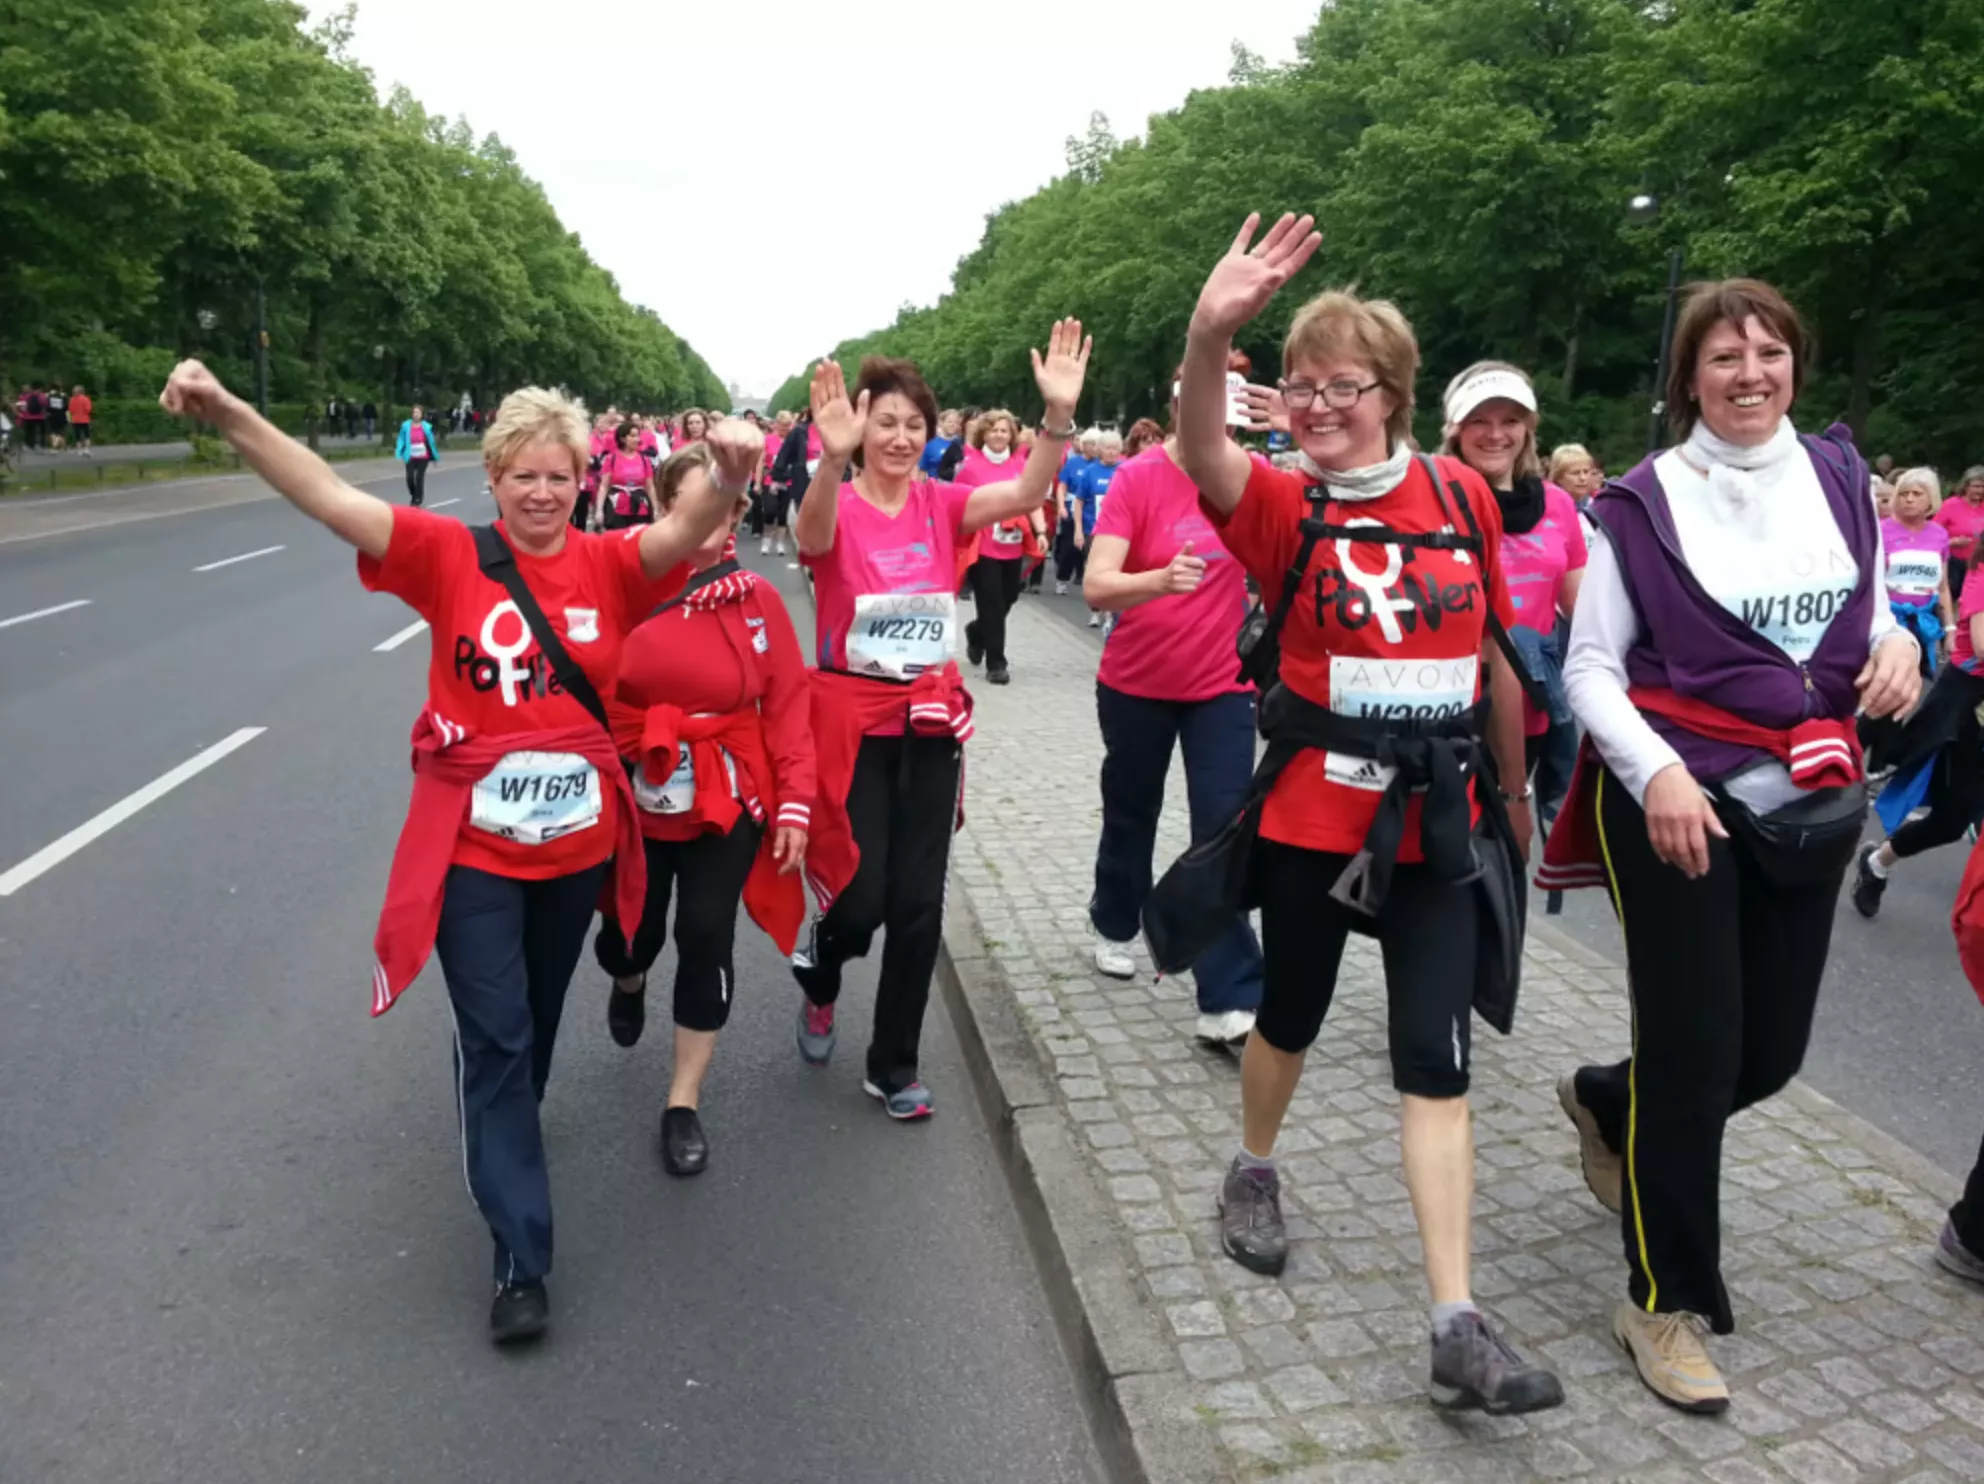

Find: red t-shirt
67;393;92;424
359;508;685;879
1208;457;1515;859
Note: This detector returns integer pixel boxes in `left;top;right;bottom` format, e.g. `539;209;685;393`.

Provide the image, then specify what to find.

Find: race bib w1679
470;752;602;844
846;593;956;680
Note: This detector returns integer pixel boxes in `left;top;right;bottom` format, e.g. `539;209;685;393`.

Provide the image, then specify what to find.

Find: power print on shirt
452;599;576;707
1311;526;1481;643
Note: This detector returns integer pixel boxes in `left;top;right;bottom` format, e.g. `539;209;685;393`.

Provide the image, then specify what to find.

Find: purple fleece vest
1591;424;1876;784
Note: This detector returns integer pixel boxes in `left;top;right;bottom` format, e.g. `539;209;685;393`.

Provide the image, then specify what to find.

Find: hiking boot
1429;1310;1565;1415
1852;842;1888;919
1936;1218;1984;1286
1612;1303;1730;1414
1558;1072;1623;1214
1218;1158;1288;1276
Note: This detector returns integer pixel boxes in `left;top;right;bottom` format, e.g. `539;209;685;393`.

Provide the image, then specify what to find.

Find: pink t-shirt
1501;483;1588;637
1934;496;1984;561
1881;518;1949;609
958;446;1025;560
764;431;782;475
1094;446;1251;703
804;479;974;733
1954;563;1984;671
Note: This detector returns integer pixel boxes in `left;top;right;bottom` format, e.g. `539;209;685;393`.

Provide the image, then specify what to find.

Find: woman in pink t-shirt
957;409;1041;685
791;323;1092;1121
1934;465;1984;598
600;422;658;530
1442;361;1586;828
1081;399;1263;1045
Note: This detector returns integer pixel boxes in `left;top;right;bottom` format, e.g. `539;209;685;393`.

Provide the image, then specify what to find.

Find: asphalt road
0;466;1100;1484
1015;566;1984;1178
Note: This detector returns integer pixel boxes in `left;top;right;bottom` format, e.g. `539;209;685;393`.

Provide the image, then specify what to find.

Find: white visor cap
1444;368;1537;428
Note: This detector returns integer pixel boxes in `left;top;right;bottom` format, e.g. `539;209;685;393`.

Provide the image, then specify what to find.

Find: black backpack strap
647;557;742;620
1417;455;1550;713
472;524;612;733
1260;490;1331;658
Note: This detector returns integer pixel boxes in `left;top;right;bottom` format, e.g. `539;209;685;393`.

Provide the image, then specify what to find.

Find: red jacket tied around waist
805;666;974;910
371;713;646;1015
1537;687;1862;892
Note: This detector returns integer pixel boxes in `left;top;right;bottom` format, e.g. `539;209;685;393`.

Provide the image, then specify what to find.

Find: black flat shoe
660;1106;708;1177
607;977;646;1047
489;1281;548;1345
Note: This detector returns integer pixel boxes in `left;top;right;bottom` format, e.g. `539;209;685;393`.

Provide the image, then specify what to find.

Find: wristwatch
1037;417;1077;441
1500;783;1534;804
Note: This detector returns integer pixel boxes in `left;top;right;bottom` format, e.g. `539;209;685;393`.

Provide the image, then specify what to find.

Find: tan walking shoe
1558;1073;1623;1214
1612;1303;1730;1414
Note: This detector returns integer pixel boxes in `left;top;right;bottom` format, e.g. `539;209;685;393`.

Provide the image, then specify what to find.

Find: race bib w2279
470;752;602;844
1325;655;1477;792
846;593;956;680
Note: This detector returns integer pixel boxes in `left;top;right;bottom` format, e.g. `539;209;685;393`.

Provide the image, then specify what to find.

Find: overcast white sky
312;0;1321;398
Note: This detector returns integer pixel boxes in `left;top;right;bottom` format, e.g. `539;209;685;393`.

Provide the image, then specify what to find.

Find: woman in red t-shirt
159;359;750;1346
594;443;816;1175
1169;214;1559;1417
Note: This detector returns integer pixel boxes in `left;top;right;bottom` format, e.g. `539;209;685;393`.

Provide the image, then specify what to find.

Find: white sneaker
1055;581;1068;596
1093;936;1136;979
1088;612;1102;628
774;538;785;556
1195;1010;1256;1047
761;537;771;555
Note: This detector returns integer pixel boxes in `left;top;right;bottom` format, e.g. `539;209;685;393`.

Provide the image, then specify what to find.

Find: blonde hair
970;409;1019;449
1282;289;1419;446
1439;360;1542;481
1547;443;1596;485
483;386;589;478
1894;466;1943;512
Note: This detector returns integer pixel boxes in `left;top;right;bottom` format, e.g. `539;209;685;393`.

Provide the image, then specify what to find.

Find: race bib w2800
847;593;956;680
1325;655;1477;792
470;752;602;844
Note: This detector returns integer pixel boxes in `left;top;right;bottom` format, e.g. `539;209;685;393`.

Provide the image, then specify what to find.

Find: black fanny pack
1712;780;1867;887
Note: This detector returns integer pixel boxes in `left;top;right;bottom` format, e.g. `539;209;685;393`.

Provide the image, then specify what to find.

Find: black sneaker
966;623;984;667
661;1106;708;1176
1851;842;1888;919
1218;1158;1288;1276
1430;1310;1565;1415
987;665;1011;685
489;1281;549;1345
607;976;646;1047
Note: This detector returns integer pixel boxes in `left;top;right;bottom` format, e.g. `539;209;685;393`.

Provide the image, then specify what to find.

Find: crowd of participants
152;209;1983;1433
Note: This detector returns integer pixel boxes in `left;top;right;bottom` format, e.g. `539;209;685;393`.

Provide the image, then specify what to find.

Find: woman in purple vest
1547;279;1921;1414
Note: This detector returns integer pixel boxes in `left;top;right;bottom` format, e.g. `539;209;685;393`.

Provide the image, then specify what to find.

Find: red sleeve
355;505;464;619
1204;460;1304;599
755;589;817;830
598;527;687;634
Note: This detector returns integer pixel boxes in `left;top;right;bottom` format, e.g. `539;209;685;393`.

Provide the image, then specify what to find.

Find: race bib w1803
846;593;956;680
470;752;602;844
1325;655;1477;792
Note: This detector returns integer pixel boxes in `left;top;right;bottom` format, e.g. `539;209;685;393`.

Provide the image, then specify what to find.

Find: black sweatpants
594;818;762;1032
966;557;1024;669
405;457;430;505
1055;522;1089;586
1955;1125;1984;1256
1574;766;1844;1332
801;733;961;1092
1254;837;1478;1099
433;861;606;1285
1889;703;1984;859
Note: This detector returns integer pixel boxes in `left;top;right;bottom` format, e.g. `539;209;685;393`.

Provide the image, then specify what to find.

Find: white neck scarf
1299;440;1413;503
1680;416;1801;538
982;446;1012;466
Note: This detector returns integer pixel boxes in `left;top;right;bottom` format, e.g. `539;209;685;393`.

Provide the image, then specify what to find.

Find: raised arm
1181;213;1322;514
793;363;865;557
960;319;1091;534
636;419;757;579
161;359;393;558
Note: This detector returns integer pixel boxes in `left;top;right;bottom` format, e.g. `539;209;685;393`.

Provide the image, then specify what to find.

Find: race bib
470;752;602;845
632;744;697;815
1886;549;1943;598
806;458;821;476
1326;656;1477;792
847;593;956;680
1729;579;1856;662
990;522;1024;547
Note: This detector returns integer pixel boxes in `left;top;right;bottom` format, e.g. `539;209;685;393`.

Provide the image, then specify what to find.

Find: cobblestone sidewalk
950;596;1984;1484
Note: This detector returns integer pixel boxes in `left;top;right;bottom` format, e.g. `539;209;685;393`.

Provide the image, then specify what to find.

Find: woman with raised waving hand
160;359;748;1346
790;320;1090;1121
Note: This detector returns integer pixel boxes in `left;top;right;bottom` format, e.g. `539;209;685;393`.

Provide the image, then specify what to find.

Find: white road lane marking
0;727;267;897
0;599;93;630
193;544;285;573
374;619;429;652
427;498;461;509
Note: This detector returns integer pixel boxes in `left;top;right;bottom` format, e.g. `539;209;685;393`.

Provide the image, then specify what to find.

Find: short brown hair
1125;417;1165;455
1282;290;1419;446
853;356;938;439
1667;278;1808;439
969;408;1018;449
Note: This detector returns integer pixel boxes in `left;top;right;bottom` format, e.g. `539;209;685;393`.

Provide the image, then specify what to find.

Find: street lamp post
1629;192;1686;455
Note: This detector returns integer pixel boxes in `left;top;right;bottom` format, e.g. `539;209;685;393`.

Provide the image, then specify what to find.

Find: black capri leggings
1890;703;1984;859
594;817;763;1032
404;458;430;504
1254;836;1478;1098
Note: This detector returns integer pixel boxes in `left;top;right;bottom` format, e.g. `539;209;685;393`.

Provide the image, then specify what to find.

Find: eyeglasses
1281;378;1382;411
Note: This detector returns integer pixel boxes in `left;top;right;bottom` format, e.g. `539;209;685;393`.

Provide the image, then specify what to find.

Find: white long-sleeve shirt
1564;448;1901;812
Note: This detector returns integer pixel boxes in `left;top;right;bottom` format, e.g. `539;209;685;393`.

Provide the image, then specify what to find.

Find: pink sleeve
1095;467;1137;542
1962;565;1984;623
1558;488;1589;569
936;479;973;539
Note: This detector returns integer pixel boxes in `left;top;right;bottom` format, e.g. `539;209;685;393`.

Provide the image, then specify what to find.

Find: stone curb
938;890;1230;1484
